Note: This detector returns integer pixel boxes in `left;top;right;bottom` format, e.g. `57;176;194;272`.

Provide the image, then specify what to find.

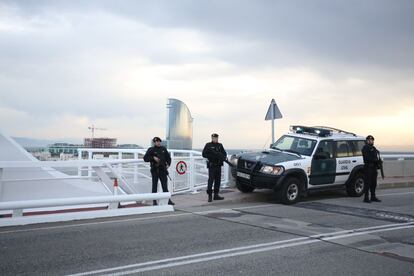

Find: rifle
153;151;172;180
209;147;234;167
166;171;172;181
224;159;234;167
377;150;385;179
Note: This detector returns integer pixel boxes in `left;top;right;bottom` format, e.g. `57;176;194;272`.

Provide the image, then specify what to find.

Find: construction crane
88;125;107;139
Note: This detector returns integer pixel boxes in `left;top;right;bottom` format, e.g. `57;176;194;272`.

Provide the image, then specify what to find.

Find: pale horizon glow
0;1;413;150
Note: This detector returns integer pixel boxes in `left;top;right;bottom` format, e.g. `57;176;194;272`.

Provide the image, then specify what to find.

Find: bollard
109;178;120;209
113;178;119;196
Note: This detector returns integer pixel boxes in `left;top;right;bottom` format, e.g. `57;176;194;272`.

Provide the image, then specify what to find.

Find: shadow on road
242;188;351;205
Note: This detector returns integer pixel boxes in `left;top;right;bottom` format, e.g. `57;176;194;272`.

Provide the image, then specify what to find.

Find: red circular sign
176;161;187;175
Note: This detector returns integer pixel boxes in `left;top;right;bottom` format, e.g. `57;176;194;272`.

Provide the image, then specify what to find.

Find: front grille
237;176;251;186
238;159;256;170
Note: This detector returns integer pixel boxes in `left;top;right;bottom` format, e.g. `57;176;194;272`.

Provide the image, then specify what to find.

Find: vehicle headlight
260;165;284;175
230;157;239;166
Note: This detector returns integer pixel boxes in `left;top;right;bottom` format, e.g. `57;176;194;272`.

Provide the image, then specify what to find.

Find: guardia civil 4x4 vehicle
233;126;367;204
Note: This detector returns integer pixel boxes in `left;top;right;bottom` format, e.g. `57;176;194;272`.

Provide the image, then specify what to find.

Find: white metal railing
0;193;171;217
0;159;172;218
382;154;414;177
77;148;230;194
381;154;414;160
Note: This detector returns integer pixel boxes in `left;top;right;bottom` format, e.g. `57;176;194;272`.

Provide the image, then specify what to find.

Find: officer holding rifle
362;135;384;203
144;137;175;206
202;133;227;202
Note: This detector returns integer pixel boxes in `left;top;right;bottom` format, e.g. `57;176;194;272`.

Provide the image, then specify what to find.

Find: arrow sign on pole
265;99;283;144
265;99;283;120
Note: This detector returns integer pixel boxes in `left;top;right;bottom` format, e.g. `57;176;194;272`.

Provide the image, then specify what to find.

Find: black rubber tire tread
280;177;302;205
346;172;365;197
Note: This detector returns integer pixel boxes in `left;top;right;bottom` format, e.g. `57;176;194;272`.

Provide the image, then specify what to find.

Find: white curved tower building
166;98;193;150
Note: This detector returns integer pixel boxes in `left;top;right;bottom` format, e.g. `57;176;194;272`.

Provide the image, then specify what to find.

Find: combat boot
371;197;381;202
214;194;224;200
363;195;371;203
208;194;212;202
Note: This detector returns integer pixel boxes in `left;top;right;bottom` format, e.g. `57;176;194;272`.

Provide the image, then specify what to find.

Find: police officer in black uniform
144;137;175;206
362;135;382;203
202;133;227;202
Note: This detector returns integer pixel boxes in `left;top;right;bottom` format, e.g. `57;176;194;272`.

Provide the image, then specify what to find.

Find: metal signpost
265;99;283;144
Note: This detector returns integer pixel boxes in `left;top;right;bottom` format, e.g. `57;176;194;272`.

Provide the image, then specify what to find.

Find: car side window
295;138;316;156
335;141;352;158
351;140;365;156
315;140;334;159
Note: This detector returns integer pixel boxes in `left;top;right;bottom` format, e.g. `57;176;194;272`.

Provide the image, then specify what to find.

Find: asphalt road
0;187;413;276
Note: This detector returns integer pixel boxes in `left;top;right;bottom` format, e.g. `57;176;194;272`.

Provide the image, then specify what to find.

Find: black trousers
364;167;378;198
151;168;169;193
207;166;222;195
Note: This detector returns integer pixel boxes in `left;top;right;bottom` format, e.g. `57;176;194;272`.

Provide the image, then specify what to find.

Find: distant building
59;153;75;160
117;144;143;149
32;151;52;161
25;146;48;154
84;138;117;148
48;143;82;156
166;98;193;150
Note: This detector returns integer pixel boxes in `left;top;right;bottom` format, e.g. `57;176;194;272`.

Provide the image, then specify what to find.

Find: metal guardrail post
170;152;176;193
401;158;406;177
12;209;23;217
88;150;92;177
189;152;198;194
118;151;123;175
133;153;138;184
77;149;82;177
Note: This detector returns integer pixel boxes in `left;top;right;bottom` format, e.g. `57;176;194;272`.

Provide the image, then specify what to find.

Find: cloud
0;1;413;150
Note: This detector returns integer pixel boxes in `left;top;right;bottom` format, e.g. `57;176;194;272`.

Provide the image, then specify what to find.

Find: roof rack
290;125;332;137
312;126;356;137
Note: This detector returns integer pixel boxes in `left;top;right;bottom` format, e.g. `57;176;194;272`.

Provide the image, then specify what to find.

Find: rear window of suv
335;140;365;157
351;140;365;156
335;141;352;158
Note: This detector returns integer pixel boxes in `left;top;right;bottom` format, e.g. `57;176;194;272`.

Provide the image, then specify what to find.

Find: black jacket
362;144;380;167
202;142;227;167
144;146;171;170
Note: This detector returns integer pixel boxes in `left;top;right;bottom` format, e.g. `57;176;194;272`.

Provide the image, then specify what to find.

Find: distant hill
13;137;144;149
13;137;83;148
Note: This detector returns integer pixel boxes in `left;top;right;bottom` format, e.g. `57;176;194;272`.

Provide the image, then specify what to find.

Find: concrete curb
378;181;414;189
229;175;414;190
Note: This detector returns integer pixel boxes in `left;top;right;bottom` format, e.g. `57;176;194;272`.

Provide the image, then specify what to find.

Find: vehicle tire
236;181;255;193
280;177;302;205
346;172;365;197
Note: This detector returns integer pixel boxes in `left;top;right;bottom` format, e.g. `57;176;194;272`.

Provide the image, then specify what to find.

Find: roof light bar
290;125;332;137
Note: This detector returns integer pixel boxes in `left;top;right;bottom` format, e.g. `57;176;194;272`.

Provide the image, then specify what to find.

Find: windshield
271;135;317;156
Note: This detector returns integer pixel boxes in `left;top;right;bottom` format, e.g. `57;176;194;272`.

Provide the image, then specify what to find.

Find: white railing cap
0;192;171;210
382;154;414;158
79;148;203;155
0;159;144;169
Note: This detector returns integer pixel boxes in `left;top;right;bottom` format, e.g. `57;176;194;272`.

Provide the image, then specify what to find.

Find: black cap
152;137;162;142
211;133;219;138
366;135;374;140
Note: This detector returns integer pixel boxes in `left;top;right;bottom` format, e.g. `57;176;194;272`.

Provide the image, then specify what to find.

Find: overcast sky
1;0;413;150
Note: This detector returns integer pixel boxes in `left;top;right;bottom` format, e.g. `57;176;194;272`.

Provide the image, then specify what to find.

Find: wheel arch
277;169;308;192
346;165;364;185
